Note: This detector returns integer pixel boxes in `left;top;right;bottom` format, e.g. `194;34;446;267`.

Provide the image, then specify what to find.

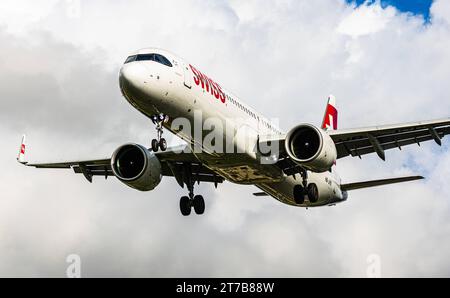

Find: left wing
328;118;450;160
18;138;223;186
25;159;113;183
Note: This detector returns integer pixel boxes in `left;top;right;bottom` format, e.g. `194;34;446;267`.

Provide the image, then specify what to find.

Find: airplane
17;48;450;216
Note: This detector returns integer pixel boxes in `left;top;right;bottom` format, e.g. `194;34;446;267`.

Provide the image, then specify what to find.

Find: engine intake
111;143;162;191
285;124;337;172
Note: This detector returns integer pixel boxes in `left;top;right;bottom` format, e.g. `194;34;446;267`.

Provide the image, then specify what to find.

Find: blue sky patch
346;0;433;21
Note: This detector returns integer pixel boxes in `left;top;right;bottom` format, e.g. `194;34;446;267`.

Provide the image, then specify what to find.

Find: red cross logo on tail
321;95;338;131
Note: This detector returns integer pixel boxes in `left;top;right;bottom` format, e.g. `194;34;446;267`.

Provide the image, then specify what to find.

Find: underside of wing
28;159;111;169
26;159;113;182
20;141;224;186
341;175;424;191
154;144;224;187
329;118;450;160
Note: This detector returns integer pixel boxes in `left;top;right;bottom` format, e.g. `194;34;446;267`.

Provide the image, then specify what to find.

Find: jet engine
285;124;337;172
111;143;162;191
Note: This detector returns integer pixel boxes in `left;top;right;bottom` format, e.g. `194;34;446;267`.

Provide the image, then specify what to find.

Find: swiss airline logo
189;64;226;104
20;143;26;154
322;96;338;130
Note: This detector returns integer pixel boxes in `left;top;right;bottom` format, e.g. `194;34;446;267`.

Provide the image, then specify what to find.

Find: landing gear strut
293;169;319;204
151;113;168;152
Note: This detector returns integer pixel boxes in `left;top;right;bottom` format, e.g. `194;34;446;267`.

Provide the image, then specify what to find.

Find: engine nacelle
111;143;162;191
285;124;337;172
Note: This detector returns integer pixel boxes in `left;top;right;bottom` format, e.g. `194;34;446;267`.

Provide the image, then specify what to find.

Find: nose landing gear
151;114;168;152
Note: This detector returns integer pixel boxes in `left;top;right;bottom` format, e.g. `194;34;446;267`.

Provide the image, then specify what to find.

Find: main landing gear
179;164;206;216
293;170;319;205
179;179;205;216
180;194;205;216
151;113;168;152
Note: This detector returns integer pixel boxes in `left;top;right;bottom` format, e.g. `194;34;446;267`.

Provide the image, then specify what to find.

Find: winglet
17;135;28;165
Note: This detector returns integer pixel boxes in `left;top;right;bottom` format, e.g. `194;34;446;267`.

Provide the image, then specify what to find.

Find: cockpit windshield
124;53;172;67
124;55;137;64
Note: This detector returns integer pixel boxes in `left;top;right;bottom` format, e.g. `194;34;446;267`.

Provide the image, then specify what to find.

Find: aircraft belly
257;172;337;207
210;163;284;184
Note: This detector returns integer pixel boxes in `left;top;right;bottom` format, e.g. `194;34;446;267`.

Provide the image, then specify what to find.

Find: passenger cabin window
124;53;173;67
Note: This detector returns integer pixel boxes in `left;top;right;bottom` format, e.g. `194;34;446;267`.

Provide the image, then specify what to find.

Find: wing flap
28;159;111;169
73;165;113;177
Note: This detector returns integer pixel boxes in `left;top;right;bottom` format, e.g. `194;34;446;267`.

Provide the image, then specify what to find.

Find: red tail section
321;95;338;131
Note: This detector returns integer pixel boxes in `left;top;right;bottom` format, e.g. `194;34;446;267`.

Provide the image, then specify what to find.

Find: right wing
328;118;450;160
259;117;449;176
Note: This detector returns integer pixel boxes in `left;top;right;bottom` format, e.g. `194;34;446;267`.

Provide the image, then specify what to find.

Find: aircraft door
183;63;192;89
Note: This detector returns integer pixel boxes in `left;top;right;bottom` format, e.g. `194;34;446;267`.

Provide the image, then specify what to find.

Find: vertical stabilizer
321;95;338;131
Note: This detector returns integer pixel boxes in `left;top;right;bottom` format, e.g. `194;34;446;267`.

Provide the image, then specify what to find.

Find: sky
348;0;434;21
0;0;449;277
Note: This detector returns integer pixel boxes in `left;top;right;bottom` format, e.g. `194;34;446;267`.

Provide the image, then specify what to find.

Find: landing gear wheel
151;139;159;152
159;138;167;151
293;185;305;205
307;183;319;203
180;196;191;216
193;195;205;215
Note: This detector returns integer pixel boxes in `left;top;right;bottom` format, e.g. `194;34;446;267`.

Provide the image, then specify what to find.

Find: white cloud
337;1;396;38
0;0;449;277
431;0;450;24
0;0;58;32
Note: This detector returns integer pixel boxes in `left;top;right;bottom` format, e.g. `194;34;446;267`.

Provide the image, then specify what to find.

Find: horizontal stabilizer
341;175;424;191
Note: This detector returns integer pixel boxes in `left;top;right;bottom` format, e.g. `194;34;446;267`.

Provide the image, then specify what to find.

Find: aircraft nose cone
119;61;155;106
119;63;147;98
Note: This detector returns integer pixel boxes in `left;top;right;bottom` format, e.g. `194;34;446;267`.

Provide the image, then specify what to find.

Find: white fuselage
119;48;346;207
